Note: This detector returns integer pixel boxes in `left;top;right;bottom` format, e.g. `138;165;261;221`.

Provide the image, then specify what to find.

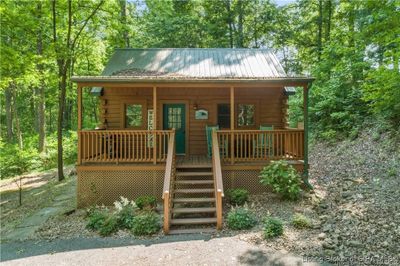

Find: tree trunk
119;0;129;48
57;67;69;181
36;1;46;152
317;0;323;60
11;83;23;149
325;0;332;42
5;86;13;142
237;0;244;48
225;0;234;48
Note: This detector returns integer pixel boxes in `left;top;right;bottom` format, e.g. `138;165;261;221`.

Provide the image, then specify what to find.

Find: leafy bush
131;212;160;236
86;206;118;236
114;197;136;229
291;213;312;229
226;188;249;206
86;207;109;231
260;160;302;200
227;207;257;230
98;214;119;236
263;216;283;239
135;196;157;210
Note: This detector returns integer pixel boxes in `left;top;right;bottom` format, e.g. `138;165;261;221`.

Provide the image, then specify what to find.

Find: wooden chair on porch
254;125;274;158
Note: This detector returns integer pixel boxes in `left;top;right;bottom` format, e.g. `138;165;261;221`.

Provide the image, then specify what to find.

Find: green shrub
226;188;249;206
131;212;160;236
98;214;118;236
263;216;283;239
260;160;302;200
86;206;119;236
86;207;108;231
291;213;312;229
227;207;257;230
135;196;157;210
114;197;136;229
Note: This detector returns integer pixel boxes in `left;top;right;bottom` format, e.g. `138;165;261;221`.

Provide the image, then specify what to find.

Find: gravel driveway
1;235;321;266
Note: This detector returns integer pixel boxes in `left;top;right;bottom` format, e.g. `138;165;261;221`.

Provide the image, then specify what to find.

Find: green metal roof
72;48;314;83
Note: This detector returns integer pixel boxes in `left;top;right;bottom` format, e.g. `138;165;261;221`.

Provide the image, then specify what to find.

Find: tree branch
71;0;105;50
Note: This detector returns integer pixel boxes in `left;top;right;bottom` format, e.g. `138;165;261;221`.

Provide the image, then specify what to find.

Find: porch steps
175;164;212;169
168;228;216;235
171;217;217;225
176;172;213;177
169;165;217;234
175;180;214;185
175;188;214;194
172;207;216;213
173;198;214;203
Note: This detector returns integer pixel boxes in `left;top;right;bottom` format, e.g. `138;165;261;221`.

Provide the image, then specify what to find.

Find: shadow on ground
1;234;212;262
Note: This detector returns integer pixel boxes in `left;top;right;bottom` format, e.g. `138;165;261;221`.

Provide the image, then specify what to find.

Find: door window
167;107;183;129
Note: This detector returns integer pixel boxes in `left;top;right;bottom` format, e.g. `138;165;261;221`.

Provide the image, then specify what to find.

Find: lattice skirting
77;170;164;208
222;164;304;194
77;163;304;208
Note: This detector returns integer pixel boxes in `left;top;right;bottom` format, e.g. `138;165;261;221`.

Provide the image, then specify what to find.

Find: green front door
163;104;186;154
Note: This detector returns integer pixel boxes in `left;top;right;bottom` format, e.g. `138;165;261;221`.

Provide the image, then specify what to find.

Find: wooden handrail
212;130;224;230
162;130;176;234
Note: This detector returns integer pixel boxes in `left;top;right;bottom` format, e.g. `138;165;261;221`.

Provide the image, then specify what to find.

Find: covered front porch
77;128;305;166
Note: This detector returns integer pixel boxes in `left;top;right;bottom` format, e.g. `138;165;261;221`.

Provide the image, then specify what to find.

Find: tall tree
52;0;105;181
35;2;46;152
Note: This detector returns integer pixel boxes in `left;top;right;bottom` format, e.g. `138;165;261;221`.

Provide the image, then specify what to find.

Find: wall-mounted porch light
90;87;104;96
284;87;296;96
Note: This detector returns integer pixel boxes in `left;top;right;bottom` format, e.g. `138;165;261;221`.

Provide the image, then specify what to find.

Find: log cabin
71;48;314;234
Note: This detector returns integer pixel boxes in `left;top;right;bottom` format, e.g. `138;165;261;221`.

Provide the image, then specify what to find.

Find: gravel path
1;236;321;266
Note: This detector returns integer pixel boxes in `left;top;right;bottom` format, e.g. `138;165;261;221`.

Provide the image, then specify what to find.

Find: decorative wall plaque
195;109;208;120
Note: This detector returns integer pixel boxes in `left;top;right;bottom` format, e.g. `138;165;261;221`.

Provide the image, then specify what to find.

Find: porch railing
78;130;173;164
216;129;304;164
162;130;176;234
211;130;224;230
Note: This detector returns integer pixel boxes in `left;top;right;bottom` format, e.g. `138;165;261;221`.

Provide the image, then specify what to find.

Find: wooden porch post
77;85;82;165
230;86;235;164
153;86;157;164
303;84;312;189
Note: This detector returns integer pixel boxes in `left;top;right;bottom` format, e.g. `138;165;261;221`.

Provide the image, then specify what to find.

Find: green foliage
98;214;119;237
131;211;161;236
86;207;109;231
362;68;400;126
114;197;136;229
291;213;312;229
263;216;283;239
0;139;38;179
260;161;302;200
0;132;77;179
226;188;249;206
135;196;157;210
226;207;257;230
